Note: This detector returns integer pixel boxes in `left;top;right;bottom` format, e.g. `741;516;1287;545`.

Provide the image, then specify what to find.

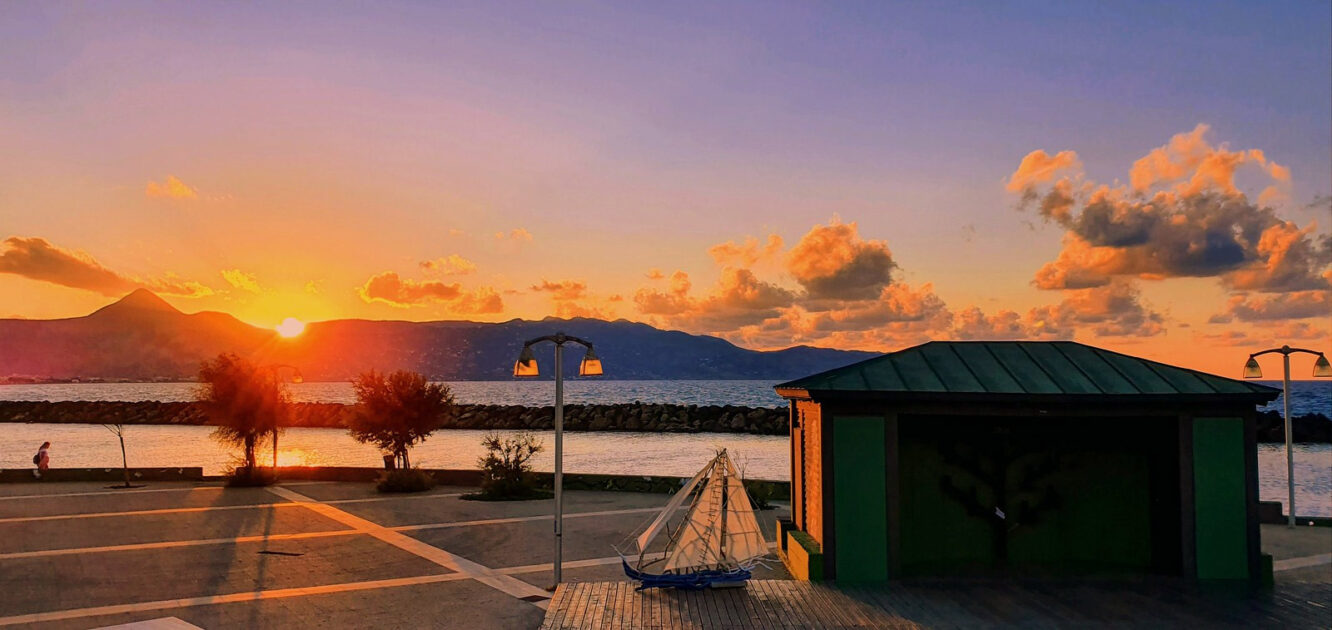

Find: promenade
0;480;788;629
2;480;1327;629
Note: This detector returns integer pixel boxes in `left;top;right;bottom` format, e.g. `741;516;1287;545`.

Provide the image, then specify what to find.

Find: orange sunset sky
2;3;1329;377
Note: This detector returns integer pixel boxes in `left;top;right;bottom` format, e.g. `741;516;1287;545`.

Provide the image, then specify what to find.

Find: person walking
33;441;50;478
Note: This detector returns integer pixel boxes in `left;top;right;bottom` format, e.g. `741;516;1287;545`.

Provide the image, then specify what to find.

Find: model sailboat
621;449;769;590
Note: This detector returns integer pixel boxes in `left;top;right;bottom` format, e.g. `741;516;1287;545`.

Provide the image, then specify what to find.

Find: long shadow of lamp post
1243;345;1330;527
513;333;603;588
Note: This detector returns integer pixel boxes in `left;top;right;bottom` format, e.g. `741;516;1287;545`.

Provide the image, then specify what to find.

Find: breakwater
0;401;1327;441
0;400;790;435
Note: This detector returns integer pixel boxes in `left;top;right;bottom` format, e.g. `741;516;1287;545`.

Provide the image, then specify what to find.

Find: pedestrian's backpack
32;452;40;465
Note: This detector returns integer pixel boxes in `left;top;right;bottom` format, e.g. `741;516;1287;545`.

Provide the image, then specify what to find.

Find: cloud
494;228;533;242
0;236;212;297
634;268;795;332
952;307;1048;341
304;281;320;294
1030;280;1166;337
1213;290;1329;322
358;271;503;313
645;269;665;280
709;234;784;266
1007;150;1081;193
221;269;263;293
530;279;588;301
419;255;477;276
145;175;198;200
786;218;897;300
1014;126;1331;294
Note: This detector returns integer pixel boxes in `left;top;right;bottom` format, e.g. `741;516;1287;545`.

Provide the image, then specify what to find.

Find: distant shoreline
0;400;1327;442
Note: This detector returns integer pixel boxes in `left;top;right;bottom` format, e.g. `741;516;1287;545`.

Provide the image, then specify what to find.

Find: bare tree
102;423;132;488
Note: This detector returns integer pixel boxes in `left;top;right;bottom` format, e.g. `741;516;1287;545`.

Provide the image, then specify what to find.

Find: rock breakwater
0;400;790;435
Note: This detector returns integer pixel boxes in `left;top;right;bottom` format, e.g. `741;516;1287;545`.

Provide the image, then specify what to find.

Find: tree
197;353;289;474
476;431;544;498
349;370;454;469
102;423;132;488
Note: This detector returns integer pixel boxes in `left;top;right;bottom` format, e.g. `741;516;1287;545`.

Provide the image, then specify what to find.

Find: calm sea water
1;423;1328;517
1;379;1328;415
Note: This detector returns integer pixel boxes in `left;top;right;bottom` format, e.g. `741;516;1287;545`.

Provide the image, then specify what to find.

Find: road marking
0;501;301;524
92;615;205;629
0;529;359;560
0;572;470;627
1274;552;1332;572
0;507;664;559
323;492;463;505
0;486;226;502
267;486;553;609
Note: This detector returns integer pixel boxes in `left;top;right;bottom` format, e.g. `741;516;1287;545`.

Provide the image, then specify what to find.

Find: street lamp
1242;345;1331;527
512;332;602;587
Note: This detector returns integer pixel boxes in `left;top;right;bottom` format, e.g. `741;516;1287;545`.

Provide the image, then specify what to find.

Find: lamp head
1314;354;1332;378
1242;356;1262;379
579;346;603;377
513;345;539;377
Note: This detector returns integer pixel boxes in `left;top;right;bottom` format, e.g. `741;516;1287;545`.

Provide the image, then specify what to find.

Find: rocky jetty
0;401;1326;441
0;400;790;435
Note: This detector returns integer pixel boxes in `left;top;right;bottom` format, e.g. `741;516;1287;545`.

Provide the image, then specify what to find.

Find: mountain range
0;290;876;381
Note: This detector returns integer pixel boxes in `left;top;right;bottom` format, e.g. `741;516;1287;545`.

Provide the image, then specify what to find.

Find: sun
276;317;306;338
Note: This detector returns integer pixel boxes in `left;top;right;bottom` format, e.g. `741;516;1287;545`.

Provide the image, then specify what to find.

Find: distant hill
0;290;876;381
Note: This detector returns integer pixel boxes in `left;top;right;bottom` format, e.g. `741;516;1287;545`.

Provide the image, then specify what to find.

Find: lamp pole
1244;346;1332;527
513;333;602;587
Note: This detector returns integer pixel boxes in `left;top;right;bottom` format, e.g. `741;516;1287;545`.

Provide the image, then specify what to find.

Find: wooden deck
539;580;1332;629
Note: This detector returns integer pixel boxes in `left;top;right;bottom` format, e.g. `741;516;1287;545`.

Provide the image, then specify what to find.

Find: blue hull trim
622;559;752;591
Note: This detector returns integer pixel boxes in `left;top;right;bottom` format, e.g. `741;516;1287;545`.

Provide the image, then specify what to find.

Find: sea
1;380;1329;516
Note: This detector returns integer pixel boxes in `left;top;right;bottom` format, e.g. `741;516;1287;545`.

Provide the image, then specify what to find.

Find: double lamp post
512;333;602;587
1242;345;1330;527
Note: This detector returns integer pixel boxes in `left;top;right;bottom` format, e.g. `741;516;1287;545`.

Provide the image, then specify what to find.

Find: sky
1;1;1329;377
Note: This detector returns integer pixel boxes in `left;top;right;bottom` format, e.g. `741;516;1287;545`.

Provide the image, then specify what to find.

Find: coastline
0;400;1327;441
0;400;790;435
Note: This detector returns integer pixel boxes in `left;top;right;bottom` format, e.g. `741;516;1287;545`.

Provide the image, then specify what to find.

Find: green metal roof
775;341;1280;401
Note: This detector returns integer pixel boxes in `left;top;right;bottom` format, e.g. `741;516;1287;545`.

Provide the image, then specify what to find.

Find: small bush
744;479;776;510
463;431;549;501
377;469;436;493
226;467;277;487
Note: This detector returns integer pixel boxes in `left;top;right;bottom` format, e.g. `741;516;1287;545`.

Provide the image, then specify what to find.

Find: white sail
663;463;726;571
635;457;713;553
720;455;769;564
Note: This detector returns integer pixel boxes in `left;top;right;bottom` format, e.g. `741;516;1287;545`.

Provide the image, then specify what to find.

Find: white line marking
267;486;553;609
92;615;206;629
1273;552;1332;572
0;507;664;559
0;529;359;560
0;572;469;627
323;492;463;505
0;502;301;524
0;486;226;502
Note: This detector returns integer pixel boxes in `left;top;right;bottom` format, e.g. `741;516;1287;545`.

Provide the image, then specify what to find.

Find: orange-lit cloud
419;255;477;275
145;175;198;200
0;236;212;297
358;271;502;313
494;228;533;242
1007;149;1081;193
1014;126;1330;295
709;234;784;266
786;218;896;300
1210;290;1329;323
221;269;263;293
530;279;588;301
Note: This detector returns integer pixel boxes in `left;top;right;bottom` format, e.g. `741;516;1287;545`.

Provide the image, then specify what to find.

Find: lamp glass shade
513;359;539;377
1314;355;1332;378
1242;357;1262;379
579;347;603;376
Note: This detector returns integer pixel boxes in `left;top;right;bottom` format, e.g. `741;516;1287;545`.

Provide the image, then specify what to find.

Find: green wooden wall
1193;417;1249;580
832;416;888;582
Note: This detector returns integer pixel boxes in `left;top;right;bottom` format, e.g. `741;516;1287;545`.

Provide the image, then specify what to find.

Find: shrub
349;370;454;470
377;469;436;493
744;479;776;510
226;466;277;487
465;431;548;501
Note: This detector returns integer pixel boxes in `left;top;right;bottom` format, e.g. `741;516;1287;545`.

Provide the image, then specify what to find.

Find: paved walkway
0;480;789;629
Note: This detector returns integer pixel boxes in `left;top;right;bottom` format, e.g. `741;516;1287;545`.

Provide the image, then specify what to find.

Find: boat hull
622;559;753;591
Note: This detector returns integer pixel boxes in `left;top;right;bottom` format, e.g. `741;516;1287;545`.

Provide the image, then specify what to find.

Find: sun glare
276;317;306;338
